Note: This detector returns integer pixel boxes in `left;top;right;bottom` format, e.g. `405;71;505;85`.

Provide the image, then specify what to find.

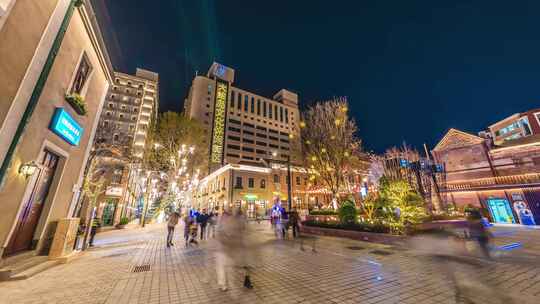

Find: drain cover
346;246;364;251
369;250;393;256
132;264;151;273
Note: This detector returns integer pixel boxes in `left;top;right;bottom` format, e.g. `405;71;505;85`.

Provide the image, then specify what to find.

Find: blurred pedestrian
208;207;219;239
280;208;289;239
89;217;101;247
183;213;198;247
467;209;492;259
289;208;300;238
197;208;210;240
166;211;180;247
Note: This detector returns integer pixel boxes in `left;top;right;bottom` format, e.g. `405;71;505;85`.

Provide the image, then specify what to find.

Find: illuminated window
260;179;266;188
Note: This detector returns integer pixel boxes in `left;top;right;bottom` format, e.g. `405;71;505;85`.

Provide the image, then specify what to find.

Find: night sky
92;0;540;153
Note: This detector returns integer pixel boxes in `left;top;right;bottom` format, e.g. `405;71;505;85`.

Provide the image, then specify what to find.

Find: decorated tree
300;97;363;206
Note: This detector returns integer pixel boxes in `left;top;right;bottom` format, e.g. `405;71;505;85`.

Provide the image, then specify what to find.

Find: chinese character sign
211;81;228;164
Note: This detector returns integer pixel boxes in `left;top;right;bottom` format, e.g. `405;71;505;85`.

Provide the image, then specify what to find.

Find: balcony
441;173;540;192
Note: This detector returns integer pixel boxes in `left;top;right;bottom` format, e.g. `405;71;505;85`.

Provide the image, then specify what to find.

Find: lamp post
272;152;292;211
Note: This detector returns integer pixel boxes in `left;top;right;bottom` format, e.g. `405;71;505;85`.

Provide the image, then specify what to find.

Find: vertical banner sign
210;80;228;164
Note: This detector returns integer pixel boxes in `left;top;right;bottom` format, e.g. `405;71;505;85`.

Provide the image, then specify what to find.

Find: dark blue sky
92;0;540;153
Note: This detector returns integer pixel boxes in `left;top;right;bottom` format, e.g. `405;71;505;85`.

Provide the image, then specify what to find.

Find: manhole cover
132;264;151;273
369;250;393;256
346;246;365;251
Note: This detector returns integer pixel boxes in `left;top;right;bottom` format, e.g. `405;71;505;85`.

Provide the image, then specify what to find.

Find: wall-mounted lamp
19;161;39;178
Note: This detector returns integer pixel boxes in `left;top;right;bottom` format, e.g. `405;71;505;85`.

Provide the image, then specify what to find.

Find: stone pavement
0;222;539;304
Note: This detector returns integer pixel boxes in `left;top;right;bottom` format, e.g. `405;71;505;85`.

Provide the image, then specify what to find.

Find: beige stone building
0;0;113;259
93;69;159;227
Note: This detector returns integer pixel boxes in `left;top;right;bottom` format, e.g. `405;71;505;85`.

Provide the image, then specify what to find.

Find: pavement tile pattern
0;223;539;304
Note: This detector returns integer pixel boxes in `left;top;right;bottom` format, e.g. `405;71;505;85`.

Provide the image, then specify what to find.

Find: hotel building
184;63;369;215
93;69;159;227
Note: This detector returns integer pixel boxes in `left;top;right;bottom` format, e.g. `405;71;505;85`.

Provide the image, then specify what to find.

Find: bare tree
301;97;363;205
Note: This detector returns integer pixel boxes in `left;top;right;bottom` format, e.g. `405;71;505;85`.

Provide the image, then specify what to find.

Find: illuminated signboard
49;108;83;146
210;81;228;164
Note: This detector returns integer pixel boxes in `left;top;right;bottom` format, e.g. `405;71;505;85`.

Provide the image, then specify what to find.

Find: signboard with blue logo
49;108;83;146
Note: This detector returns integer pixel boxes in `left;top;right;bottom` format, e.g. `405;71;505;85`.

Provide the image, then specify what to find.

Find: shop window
70;53;93;95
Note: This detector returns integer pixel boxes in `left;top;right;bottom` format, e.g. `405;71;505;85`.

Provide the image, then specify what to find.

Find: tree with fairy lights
300;97;363;208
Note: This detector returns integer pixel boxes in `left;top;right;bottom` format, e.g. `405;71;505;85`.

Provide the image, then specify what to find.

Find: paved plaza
0;222;539;304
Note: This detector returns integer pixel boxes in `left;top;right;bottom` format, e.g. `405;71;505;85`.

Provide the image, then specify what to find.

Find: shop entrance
487;198;516;224
102;200;116;226
5;151;59;256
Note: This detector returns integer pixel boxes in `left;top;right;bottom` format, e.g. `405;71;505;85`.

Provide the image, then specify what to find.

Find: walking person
89;217;101;247
197;208;210;240
183;213;198;247
280;208;289;239
208;207;219;239
289;208;300;238
166;211;180;247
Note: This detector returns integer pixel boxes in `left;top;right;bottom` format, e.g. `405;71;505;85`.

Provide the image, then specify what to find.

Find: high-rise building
184;62;302;172
484;108;540;145
92;69;159;227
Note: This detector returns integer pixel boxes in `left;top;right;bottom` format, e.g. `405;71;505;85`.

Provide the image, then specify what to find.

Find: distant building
0;0;113;258
433;127;540;226
93;69;159;227
485;108;540;145
184;62;302;173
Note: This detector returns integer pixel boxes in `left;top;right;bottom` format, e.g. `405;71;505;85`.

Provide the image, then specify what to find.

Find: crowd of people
164;204;304;292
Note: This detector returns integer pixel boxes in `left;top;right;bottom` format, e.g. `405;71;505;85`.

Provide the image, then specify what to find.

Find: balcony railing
441;173;540;192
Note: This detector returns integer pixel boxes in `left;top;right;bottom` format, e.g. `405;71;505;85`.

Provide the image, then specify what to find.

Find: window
260;179;266;188
269;136;278;141
229;126;241;133
279;107;284;122
257;99;261;115
237;93;242;110
244;130;254;136
248;178;254;188
244;122;255;128
285;109;289;123
274;105;278;120
269;103;273;119
235;177;243;188
227;153;240;158
113;134;119;141
274;174;280;183
229;118;241;125
228;135;241;141
227;144;241;150
119;114;124;119
296;176;301;185
242;147;254;152
256;141;267;146
269;129;278;134
243;138;254;144
70;53;92;95
256;149;266;154
108;103;113;108
133;107;138;113
256;133;267;138
269;143;279;148
244;95;249;112
256;126;267;131
230;91;235;108
263;101;267;117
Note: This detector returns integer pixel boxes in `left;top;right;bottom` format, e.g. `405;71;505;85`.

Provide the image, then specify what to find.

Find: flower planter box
65;94;87;116
300;225;406;245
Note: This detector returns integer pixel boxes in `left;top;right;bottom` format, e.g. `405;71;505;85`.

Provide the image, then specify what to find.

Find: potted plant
65;93;87;116
116;217;129;229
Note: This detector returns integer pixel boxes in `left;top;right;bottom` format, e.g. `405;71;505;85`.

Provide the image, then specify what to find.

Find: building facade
185;63;370;215
184;62;302;173
92;69;159;227
485;108;540;145
433;128;540;226
0;0;113;259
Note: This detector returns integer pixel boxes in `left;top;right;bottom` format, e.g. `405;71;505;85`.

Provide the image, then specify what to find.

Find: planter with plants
65;93;87;116
116;217;130;229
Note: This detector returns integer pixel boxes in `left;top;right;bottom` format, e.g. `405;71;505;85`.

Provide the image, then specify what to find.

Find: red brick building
432;128;540;225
